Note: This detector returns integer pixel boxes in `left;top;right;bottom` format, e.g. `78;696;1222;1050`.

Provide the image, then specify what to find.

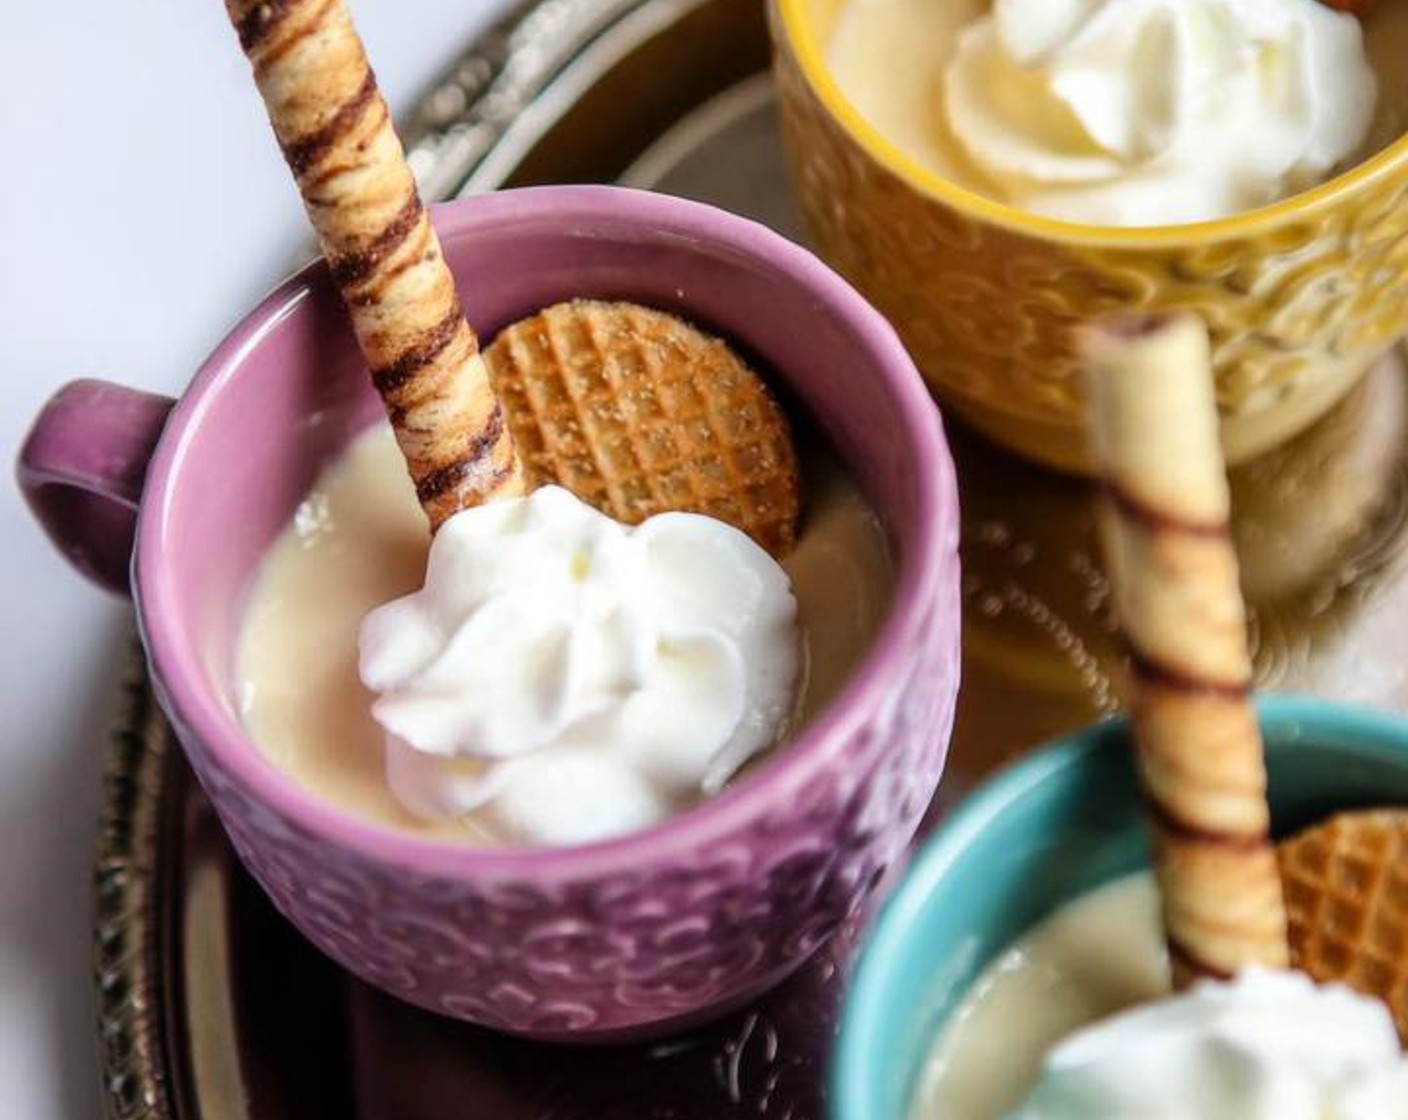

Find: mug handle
17;379;175;597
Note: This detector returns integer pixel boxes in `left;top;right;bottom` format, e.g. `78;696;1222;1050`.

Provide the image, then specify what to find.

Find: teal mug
833;695;1408;1120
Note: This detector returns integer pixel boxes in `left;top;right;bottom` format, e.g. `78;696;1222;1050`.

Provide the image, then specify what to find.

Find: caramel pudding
236;422;893;845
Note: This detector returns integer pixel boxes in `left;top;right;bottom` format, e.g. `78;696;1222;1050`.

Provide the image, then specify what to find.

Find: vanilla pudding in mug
911;874;1166;1120
774;0;1408;472
238;410;894;848
910;874;1408;1120
828;0;1405;226
21;186;961;1037
831;704;1408;1120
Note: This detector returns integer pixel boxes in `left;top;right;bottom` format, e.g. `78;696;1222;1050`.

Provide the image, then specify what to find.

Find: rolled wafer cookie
225;0;524;527
1082;313;1289;988
1279;810;1408;1042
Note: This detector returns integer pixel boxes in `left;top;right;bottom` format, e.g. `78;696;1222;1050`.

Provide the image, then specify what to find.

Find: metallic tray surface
97;0;1408;1116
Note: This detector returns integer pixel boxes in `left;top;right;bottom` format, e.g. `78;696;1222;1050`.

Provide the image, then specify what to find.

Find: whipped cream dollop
358;486;799;846
1007;968;1408;1120
943;0;1377;225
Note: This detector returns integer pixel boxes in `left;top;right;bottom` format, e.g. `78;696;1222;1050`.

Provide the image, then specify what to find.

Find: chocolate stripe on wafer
329;194;423;288
1123;641;1250;698
415;404;509;503
224;0;524;528
248;0;340;72
280;71;378;176
1102;480;1228;539
235;0;298;49
1168;939;1236;983
371;304;465;395
1146;797;1272;852
1082;312;1290;988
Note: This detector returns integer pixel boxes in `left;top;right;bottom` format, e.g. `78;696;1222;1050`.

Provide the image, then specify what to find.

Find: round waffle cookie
1278;810;1408;1042
483;300;801;558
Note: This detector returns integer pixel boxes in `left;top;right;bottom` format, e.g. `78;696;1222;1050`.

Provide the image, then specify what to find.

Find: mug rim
133;184;958;879
831;693;1408;1120
774;0;1408;249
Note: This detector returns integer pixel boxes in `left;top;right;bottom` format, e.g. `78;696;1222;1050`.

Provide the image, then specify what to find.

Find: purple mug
18;186;961;1041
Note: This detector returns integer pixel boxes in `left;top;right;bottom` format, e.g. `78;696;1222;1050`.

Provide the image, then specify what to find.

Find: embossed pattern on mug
771;7;1408;468
171;575;959;1037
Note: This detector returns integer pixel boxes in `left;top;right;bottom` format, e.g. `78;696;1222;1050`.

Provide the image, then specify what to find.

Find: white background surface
0;1;515;1115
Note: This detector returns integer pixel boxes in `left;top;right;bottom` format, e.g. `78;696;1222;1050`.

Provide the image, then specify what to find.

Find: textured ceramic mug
18;186;962;1041
771;0;1408;472
832;696;1408;1120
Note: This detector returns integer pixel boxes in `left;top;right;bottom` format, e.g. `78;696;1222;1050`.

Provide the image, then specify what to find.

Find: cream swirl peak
943;0;1377;225
1007;969;1408;1120
358;486;799;846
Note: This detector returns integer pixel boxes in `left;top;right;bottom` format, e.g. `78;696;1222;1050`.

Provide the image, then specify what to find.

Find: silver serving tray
96;0;1408;1116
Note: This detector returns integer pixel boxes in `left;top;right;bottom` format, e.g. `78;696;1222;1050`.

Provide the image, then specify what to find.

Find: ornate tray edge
94;643;174;1120
400;0;663;200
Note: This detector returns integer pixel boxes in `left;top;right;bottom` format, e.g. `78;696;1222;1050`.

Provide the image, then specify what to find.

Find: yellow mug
771;0;1408;472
